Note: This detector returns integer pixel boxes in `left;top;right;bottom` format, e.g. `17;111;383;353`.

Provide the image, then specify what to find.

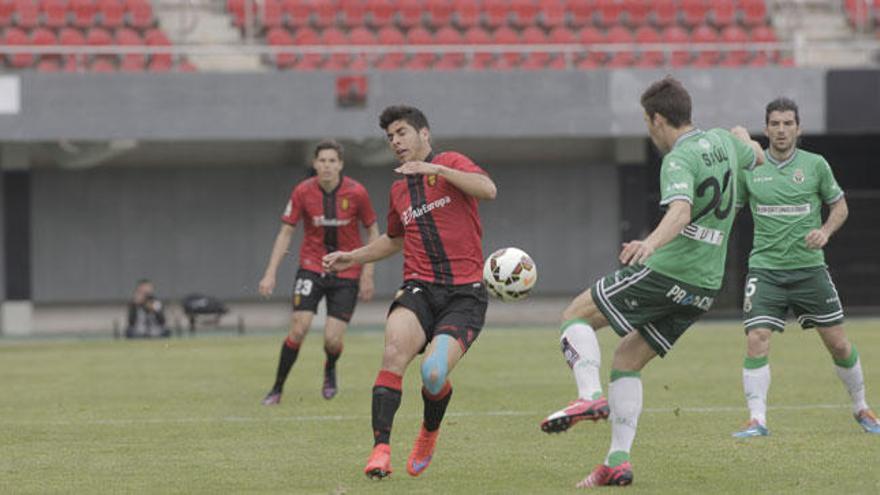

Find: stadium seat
710;0;736;27
97;0;124;28
71;0;97;28
144;27;173;66
510;0;538;28
567;0;593;27
651;0;676;27
622;0;651;27
291;26;322;69
261;0;284;29
453;0;479;29
177;59;197;71
281;0;308;28
36;57;62;71
482;0;508;29
322;27;350;68
127;0;154;29
750;24;778;62
424;0;453;28
634;25;663;66
14;0;40;30
492;25;521;67
4;26;32;68
605;25;635;67
680;0;710;27
146;55;172;71
90;56;117;71
58;26;85;68
661;24;690;66
594;0;623;27
463;25;493;68
720;24;749;65
406;25;435;67
116;26;146;67
42;0;70;29
31;27;60;67
0;0;14;27
376;25;405;68
578;25;606;65
691;24;720;65
120;54;145;71
266;27;296;67
434;25;464;67
366;0;394;28
348;25;375;43
338;0;364;27
396;0;421;28
741;0;768;27
538;0;565;28
520;25;550;68
313;0;337;28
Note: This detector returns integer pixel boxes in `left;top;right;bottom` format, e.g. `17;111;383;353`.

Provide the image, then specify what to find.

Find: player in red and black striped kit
259;140;379;405
323;106;497;480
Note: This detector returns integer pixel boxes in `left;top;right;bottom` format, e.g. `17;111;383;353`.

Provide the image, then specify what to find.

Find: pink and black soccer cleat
540;397;610;433
576;462;634;488
260;391;281;406
407;424;439;477
364;444;393;480
322;367;337;400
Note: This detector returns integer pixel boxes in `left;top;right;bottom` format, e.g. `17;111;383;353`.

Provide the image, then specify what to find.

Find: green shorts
592;264;718;357
743;267;844;332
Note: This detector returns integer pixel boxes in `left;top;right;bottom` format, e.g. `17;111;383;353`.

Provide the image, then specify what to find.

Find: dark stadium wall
29;161;619;303
0;70;826;140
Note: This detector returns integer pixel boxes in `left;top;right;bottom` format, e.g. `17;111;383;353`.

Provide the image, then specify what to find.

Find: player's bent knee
421;352;448;395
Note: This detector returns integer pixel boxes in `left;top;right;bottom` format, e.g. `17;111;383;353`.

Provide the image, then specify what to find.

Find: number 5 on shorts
745;277;758;297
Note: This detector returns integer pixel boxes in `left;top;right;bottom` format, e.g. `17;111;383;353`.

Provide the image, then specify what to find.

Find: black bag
182;294;228;317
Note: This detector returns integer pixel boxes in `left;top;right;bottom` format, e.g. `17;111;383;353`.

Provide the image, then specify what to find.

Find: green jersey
646;128;757;290
736;148;843;270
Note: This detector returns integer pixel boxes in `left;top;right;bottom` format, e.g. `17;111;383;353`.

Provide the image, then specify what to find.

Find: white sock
560;320;602;400
835;350;868;414
605;373;642;466
743;364;770;425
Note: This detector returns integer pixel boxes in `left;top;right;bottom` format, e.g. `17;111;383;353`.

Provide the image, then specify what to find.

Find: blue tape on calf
421;335;451;395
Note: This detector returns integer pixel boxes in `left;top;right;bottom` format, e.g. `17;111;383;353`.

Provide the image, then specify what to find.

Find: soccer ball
483;247;537;302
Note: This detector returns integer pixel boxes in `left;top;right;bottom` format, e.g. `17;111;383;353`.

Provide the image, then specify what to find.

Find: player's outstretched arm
395;161;497;200
730;125;766;165
358;223;381;301
323;233;403;273
259;223;296;297
619;200;692;265
806;197;849;249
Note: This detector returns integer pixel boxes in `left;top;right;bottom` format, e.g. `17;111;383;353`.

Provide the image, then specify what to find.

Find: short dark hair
640;76;692;128
765;97;800;125
314;139;344;161
136;278;152;286
379;105;430;131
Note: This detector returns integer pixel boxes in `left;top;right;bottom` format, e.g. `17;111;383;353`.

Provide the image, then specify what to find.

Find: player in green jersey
732;97;880;438
540;76;765;488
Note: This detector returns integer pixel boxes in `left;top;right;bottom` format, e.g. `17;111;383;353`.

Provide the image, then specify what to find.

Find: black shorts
388;279;488;353
292;268;359;322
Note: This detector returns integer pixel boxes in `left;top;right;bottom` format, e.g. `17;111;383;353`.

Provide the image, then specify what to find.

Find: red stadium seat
90;57;116;71
538;0;565;28
622;0;650;27
750;24;777;63
365;0;393;28
37;57;62;71
86;26;112;45
406;26;435;67
651;0;676;27
0;0;14;26
71;0;97;28
424;0;453;28
31;27;60;67
120;54;145;70
97;0;124;28
290;26;322;68
661;24;689;66
42;0;70;29
434;25;464;68
492;25;521;67
691;24;719;65
453;0;479;29
147;56;172;71
348;25;375;43
741;0;767;27
520;25;550;68
177;59;197;71
594;0;623;27
313;0;338;28
680;0;710;27
510;0;538;28
567;0;593;28
58;26;85;67
14;0;40;30
322;27;350;68
4;26;32;68
144;27;173;66
578;25;606;65
605;25;635;67
397;0;422;28
266;27;295;67
720;24;749;65
634;25;662;66
115;26;146;67
127;0;154;29
710;0;736;27
261;0;283;29
281;0;307;28
338;0;364;27
376;25;405;67
482;0;508;29
463;25;493;67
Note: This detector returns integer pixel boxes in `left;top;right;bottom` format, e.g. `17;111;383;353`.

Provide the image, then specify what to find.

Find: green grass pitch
2;321;880;494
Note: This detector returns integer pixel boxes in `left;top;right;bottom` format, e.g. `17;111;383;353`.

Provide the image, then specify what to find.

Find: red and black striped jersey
387;151;486;286
282;176;377;280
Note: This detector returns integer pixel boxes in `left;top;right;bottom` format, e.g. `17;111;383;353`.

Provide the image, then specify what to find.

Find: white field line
0;403;850;427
